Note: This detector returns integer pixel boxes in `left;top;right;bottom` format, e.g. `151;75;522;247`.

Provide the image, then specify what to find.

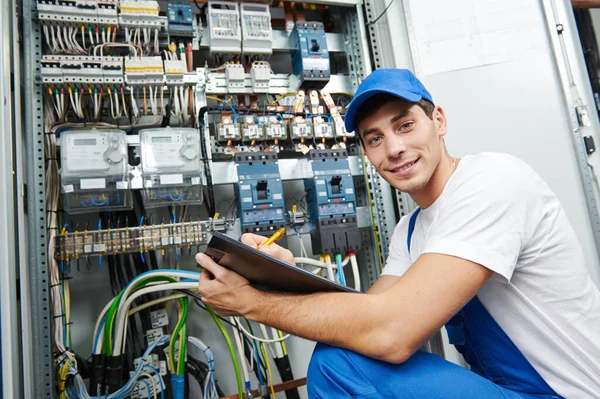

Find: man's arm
196;252;493;364
366;275;400;294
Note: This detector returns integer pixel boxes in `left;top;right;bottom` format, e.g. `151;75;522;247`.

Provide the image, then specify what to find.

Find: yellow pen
257;227;286;250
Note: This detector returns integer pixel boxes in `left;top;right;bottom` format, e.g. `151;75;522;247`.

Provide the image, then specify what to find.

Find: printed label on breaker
150;309;169;328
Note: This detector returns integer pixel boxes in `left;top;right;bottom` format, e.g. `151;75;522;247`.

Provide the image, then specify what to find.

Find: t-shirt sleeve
422;156;545;282
381;214;413;276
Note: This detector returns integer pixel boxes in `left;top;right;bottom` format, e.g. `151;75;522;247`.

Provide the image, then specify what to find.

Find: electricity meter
139;128;203;207
59;129;131;214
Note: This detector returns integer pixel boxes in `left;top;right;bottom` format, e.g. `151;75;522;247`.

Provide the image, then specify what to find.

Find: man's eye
399;122;414;131
368;136;382;145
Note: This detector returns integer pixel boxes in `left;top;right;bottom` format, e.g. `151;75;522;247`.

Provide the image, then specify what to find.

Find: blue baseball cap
344;69;434;133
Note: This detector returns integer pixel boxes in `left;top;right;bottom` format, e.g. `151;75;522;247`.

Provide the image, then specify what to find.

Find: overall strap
407;208;421;255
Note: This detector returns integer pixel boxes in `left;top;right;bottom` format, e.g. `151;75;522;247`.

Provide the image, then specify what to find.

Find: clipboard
204;232;360;294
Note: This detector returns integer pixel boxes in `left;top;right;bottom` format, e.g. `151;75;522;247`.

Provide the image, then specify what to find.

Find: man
197;69;600;398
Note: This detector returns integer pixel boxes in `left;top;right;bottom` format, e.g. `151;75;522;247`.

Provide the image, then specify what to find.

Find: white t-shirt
383;152;600;398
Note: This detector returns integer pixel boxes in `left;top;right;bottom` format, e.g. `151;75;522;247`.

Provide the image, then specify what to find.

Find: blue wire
143;365;165;399
98;218;104;269
335;254;346;286
93;317;105;353
139;215;145;263
253;342;264;386
138;380;152;399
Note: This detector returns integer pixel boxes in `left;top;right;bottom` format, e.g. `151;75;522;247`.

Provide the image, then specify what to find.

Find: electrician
196;68;600;398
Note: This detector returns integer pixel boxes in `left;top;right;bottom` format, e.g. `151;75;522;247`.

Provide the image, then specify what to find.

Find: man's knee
307;343;380;398
307;342;344;379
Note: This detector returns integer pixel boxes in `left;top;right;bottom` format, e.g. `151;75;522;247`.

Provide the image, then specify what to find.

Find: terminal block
235;152;286;238
291;22;331;89
250;62;270;93
240;2;272;55
54;220;216;259
304;149;360;254
167;2;195;38
60;129;131;214
139;128;203;207
207;0;242;54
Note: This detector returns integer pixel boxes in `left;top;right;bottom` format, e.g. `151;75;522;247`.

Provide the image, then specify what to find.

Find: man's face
357;98;447;194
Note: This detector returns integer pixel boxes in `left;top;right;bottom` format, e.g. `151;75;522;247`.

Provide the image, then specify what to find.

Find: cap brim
344;88;422;133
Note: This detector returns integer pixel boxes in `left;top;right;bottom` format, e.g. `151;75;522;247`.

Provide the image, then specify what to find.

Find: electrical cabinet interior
17;0;398;397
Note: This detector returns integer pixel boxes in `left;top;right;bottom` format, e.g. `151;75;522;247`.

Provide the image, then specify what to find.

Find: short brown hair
353;93;435;137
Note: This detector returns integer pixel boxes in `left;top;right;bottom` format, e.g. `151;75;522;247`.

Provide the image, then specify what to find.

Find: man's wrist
240;285;267;320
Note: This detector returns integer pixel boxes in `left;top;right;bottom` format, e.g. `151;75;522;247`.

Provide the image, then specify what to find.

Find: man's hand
241;233;296;265
196;252;260;316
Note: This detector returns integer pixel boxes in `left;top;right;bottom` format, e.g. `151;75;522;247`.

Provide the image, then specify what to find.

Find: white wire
325;256;335;282
81;27;86;49
258;323;276;359
349;254;361;291
137;372;158;399
113;282;199;355
55;25;65;53
88;29;94;46
230;317;250;385
131;87;139;118
121;88;129;118
235;317;290;344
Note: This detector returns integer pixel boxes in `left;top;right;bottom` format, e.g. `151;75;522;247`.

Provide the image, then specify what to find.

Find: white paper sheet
407;0;548;76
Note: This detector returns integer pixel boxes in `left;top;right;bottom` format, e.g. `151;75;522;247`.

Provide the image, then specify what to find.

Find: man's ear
433;106;448;138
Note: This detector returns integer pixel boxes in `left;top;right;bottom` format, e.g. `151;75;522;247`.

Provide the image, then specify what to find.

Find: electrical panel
291;21;331;89
59;129;131;214
304;149;360;254
25;0;387;395
167;2;195;38
235;152;286;237
240;2;273;55
139;128;203;207
206;0;242;54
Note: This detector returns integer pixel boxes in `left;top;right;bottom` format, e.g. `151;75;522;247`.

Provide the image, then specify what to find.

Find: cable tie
53;313;65;319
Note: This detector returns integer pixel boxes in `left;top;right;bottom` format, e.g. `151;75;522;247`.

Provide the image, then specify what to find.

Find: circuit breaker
304;149;360;254
291;21;330;89
167;2;195;38
235;152;286;238
206;0;242;54
59;129;131;214
139;128;203;207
